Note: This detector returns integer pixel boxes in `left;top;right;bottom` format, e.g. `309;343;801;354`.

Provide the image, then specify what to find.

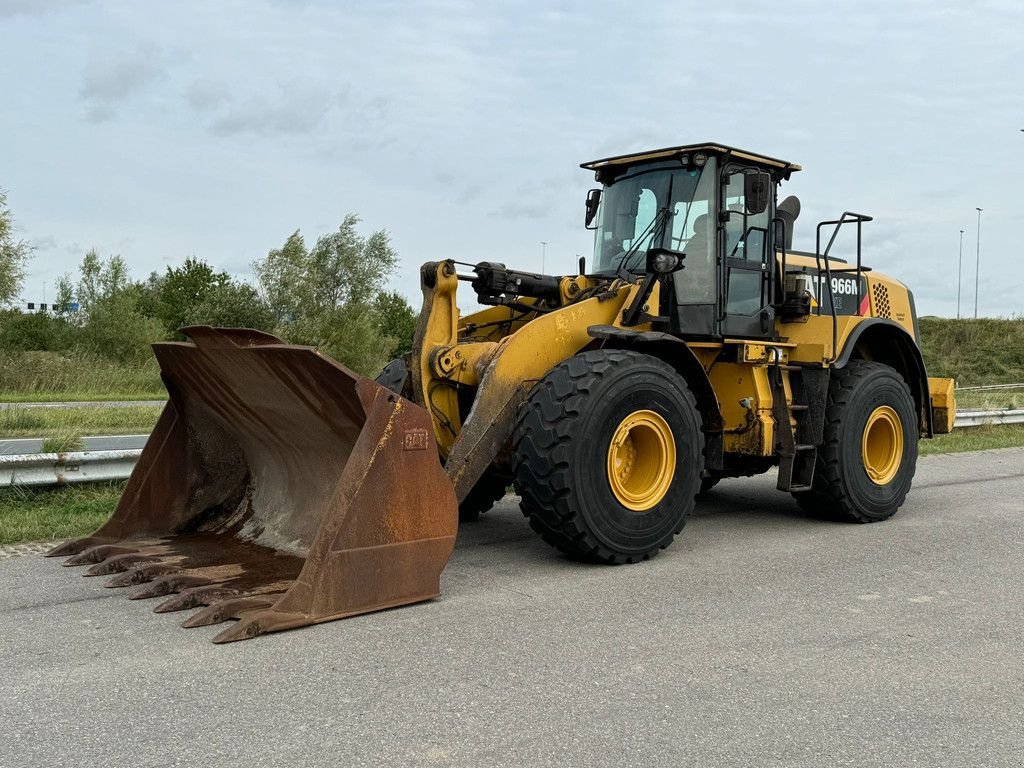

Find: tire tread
795;360;917;523
514;349;703;563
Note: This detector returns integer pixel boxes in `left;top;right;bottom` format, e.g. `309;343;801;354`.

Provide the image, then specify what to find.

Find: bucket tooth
106;563;179;588
211;608;306;644
46;536;109;558
129;574;213;601
85;553;160;577
63;544;137;567
154;585;238;614
181;596;279;629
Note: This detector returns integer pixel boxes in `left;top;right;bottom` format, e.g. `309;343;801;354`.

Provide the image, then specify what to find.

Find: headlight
651;252;680;273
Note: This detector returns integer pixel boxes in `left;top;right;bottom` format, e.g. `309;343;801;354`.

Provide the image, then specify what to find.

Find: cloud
189;80;349;137
184;79;231;112
0;0;86;18
489;174;579;220
7;0;1024;316
29;235;57;251
79;46;166;122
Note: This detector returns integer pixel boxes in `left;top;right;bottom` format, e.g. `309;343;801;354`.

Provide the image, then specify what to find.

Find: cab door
719;166;776;339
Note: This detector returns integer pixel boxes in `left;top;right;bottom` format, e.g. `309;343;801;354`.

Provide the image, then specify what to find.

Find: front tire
795;360;918;523
514;350;704;563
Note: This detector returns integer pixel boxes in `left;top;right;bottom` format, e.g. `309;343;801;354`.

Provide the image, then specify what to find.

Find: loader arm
411;261;657;503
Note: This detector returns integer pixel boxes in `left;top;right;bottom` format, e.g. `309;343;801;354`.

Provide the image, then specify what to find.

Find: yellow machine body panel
928;377;956;434
709;362;779;456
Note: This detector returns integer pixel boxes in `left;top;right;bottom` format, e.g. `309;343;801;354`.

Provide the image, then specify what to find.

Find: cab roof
580;142;801;175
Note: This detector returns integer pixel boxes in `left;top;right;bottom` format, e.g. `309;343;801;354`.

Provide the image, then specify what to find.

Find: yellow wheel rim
861;405;903;486
606;409;676;511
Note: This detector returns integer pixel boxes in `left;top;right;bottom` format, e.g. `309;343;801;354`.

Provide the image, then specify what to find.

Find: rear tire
514;349;704;563
795;360;918;523
458;471;510;523
374;358;409;397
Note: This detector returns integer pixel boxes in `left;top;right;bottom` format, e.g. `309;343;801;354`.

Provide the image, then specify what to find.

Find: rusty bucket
47;327;457;643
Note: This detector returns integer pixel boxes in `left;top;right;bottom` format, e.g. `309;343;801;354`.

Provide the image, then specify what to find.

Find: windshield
592;165;710;275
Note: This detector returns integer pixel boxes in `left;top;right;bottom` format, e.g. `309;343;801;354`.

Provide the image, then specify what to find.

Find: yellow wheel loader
48;143;956;642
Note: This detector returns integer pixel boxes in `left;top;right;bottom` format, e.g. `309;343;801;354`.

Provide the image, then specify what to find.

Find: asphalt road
2;448;1023;767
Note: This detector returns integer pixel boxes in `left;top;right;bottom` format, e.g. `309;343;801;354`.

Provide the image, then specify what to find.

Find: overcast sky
1;0;1022;317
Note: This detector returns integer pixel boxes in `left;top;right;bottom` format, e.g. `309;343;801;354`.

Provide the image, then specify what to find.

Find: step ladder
769;363;829;493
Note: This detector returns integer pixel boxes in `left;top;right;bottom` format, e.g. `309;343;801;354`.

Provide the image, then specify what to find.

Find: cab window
723;169;771;315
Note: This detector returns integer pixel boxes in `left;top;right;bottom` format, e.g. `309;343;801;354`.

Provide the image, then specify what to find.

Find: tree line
0;191;417;376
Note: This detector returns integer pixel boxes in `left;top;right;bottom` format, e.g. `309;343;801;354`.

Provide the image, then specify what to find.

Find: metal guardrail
0;449;142;487
953;409;1024;427
1;409;1022;487
955;383;1024;392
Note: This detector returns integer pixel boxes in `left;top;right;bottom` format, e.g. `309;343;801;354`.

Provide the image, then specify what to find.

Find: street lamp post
957;229;964;320
540;241;548;273
974;208;982;319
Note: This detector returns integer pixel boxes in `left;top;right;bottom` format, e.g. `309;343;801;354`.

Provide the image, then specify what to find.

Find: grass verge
0;350;163;400
953;390;1024;411
920;423;1024;455
0;482;123;546
0;405;163;439
0;392;165;403
920;317;1024;386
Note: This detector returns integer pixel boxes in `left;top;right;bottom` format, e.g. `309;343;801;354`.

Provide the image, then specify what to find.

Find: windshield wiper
614;205;673;280
614;172;675;279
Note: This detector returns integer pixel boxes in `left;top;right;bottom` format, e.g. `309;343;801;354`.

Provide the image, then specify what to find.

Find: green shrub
0;309;70;351
74;293;165;364
283;303;394;376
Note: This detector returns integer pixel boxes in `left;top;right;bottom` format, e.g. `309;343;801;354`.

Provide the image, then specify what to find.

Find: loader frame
46;141;956;644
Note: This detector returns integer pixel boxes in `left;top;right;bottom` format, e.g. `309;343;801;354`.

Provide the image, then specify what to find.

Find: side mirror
585;188;601;229
744;172;772;215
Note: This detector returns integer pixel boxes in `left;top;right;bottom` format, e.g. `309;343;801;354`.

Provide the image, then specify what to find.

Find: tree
73;249;130;316
0;189;32;306
374;290;417;359
186;281;274;331
256;231;308;325
59;250;164;361
133;271;164;321
254;215;401;375
306;214;397;308
156;257;230;335
53;274;75;317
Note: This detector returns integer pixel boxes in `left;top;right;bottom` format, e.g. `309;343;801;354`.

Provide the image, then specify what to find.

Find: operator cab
581;143;800;339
